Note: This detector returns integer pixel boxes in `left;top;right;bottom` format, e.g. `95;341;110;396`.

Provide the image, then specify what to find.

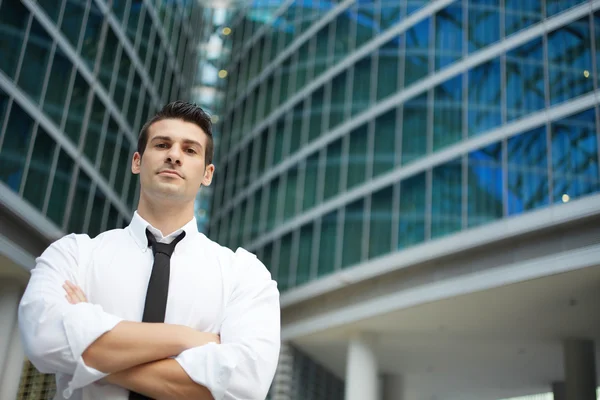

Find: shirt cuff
174;343;239;400
61;303;123;398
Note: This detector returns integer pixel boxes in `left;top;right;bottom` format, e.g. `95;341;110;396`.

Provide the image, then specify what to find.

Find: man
18;101;281;400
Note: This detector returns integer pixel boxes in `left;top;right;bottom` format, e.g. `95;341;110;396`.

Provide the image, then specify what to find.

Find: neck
136;194;195;236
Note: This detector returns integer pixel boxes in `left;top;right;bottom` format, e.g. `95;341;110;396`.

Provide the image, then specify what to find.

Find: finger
74;285;87;302
65;281;86;302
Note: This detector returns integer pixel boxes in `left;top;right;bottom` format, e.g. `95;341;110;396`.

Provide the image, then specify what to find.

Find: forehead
147;118;208;146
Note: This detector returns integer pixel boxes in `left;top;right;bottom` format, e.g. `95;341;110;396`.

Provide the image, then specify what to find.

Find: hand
183;329;221;348
63;280;88;304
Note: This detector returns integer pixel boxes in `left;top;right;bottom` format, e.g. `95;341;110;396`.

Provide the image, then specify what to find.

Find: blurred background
1;0;600;399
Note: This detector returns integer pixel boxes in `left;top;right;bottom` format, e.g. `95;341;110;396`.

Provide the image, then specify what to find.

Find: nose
165;144;182;166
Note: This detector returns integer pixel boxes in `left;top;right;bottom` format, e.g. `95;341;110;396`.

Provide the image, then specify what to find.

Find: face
131;118;214;205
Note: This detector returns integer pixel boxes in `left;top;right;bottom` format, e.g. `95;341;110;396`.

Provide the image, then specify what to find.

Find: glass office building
210;1;600;399
0;0;202;398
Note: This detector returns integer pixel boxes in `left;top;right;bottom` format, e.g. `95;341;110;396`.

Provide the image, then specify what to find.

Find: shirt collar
127;211;199;251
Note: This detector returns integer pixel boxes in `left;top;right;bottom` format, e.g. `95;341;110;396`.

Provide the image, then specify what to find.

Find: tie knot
146;229;186;257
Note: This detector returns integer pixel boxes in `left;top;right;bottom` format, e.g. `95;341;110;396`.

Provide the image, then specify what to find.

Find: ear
131;152;142;175
202;164;215;186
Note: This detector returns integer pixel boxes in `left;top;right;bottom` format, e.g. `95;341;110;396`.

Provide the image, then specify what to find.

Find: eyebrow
151;135;203;150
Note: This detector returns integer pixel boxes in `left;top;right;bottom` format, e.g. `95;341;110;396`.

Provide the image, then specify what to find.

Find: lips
158;170;183;178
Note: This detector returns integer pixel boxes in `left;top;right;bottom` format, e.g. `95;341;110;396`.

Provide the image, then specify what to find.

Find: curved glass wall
210;0;600;293
0;0;202;237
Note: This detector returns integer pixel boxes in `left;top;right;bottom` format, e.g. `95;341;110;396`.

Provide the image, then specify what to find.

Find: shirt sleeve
175;248;281;400
18;234;123;398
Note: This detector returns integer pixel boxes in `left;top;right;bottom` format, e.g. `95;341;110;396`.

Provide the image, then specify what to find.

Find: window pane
546;0;586;18
433;75;463;151
106;205;120;231
374;109;396;177
284;167;299;221
100;120;119;180
296;223;314;286
507;126;549;215
467;142;503;227
468;60;501;136
277;234;293;292
547;18;593;106
289;104;304;155
342;199;364;268
369;186;393;259
323;139;343;201
506;38;545;121
114;141;132;197
61;0;86;48
79;3;105;69
377;38;400;101
23;128;56;210
303;154;319;211
266;178;280;232
0;103;34;191
271;120;285;167
347;124;368;189
68;169;93;233
551;109;600;203
329;72;347;130
43;49;72;127
402;94;428;164
99;28;120;91
0;1;28;79
432;158;463;239
505;0;541;36
18;19;53;103
435;5;463;70
317;211;338;278
380;1;403;30
47;149;74;226
398;173;426;249
250;189;263;241
355;1;375;47
64;72;90;145
38;0;64;22
308;87;325;142
467;0;500;52
404;19;430;87
351;56;372;116
84;96;106;165
87;187;106;238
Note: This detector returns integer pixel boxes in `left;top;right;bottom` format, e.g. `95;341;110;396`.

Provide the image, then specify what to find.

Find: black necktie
129;228;186;400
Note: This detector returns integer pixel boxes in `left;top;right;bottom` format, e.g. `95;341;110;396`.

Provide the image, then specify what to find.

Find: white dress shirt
18;211;281;400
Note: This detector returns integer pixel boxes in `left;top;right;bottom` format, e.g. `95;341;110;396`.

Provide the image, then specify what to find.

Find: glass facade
0;0;202;236
210;0;600;296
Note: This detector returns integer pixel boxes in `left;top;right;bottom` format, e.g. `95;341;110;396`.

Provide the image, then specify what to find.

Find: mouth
158;170;183;178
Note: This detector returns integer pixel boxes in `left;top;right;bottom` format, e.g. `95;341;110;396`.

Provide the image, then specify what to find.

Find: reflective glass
127;74;143;127
0;0;28;79
277;233;293;292
347;124;368;189
317;210;338;277
401;94;428;164
332;12;352;63
38;0;64;22
114;140;132;197
404;19;430;87
114;47;130;109
431;158;463;239
596;12;600;84
546;0;586;17
380;1;403;30
250;189;263;241
547;18;593;106
263;242;274;276
302;154;319;211
43;49;72;127
551;109;600;203
68;169;93;233
126;174;138;208
468;60;501;136
0;103;34;191
100;120;120;180
99;28;120;91
506;38;545;121
373;108;396;177
18;19;53;104
266;177;280;232
433;74;463;151
87;187;106;238
504;0;541;36
467;0;500;52
83;96;106;164
329;72;348;129
355;1;376;48
106;205;120;231
352;55;373;116
61;0;86;48
294;42;311;94
507;126;549;215
64;72;89;145
47;149;75;226
308;86;324;142
279;60;291;105
313;24;330;76
377;37;401;100
323;139;343;201
296;223;314;286
398;172;426;249
289;104;304;155
435;5;463;70
271;120;285;167
369;186;393;259
407;0;429;15
467;142;503;227
126;0;143;43
23;127;56;210
80;2;105;69
342;198;364;268
257;131;268;176
284;167;299;221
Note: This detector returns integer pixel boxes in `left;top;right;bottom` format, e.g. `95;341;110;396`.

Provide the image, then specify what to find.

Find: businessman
18;101;281;400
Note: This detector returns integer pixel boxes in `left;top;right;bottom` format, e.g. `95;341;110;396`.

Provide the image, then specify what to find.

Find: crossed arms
18;235;281;400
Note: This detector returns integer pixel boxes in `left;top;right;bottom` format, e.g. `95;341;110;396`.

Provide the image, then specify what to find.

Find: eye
186;148;197;154
156;143;168;148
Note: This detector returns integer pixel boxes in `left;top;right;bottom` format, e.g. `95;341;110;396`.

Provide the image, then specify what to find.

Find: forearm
106;358;214;400
82;321;211;374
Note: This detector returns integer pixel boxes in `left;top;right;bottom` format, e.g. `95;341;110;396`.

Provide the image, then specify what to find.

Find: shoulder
200;235;272;281
41;228;127;258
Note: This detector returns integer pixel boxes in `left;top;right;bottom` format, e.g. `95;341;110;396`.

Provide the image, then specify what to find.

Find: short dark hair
137;100;214;165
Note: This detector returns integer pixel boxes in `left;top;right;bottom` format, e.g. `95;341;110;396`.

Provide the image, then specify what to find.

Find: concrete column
563;339;597;400
271;342;293;400
0;321;25;400
0;285;20;377
381;374;404;400
345;333;378;400
552;381;566;400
